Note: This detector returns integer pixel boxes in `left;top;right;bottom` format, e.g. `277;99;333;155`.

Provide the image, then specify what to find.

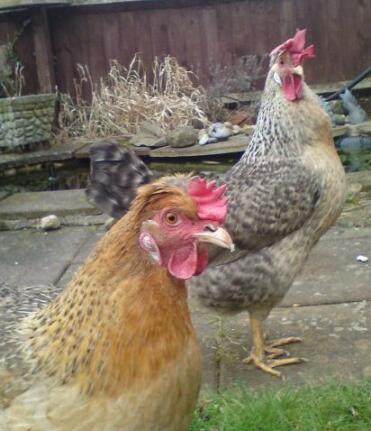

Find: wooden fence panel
0;0;370;96
0;11;38;94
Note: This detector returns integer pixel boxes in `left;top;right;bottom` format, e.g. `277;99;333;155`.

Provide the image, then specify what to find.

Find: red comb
270;29;315;66
188;177;228;223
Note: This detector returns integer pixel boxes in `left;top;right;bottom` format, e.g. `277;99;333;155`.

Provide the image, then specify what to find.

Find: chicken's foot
244;353;304;377
265;336;302;359
242;315;306;377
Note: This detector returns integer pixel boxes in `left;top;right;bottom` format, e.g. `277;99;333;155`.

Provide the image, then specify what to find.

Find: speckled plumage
191;65;346;318
0;281;61;409
86;140;153;218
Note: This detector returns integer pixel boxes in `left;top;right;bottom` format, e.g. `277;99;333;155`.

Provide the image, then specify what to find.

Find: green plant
192;379;371;431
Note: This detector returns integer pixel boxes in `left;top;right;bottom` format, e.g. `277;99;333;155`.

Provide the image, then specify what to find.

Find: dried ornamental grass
59;56;210;139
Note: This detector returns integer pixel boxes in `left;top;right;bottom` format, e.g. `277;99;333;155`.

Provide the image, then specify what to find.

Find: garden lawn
191;379;371;431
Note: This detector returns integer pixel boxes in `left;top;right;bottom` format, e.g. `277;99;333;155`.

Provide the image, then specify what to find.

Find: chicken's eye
279;58;285;66
165;212;179;225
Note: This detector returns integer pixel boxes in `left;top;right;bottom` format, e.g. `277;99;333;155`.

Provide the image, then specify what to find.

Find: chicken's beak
193;226;235;252
291;65;303;77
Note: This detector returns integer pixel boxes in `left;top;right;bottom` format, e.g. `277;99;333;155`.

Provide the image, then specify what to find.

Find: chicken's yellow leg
243;314;305;378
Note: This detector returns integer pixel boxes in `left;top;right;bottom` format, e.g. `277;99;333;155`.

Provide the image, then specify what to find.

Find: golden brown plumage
0;176;233;430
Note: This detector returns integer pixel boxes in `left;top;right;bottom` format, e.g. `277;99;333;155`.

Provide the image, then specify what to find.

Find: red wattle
168;242;198;280
283;74;303;101
168;242;209;280
195;246;208;275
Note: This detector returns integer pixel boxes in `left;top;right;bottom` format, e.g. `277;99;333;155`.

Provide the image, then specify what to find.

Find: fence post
32;6;56;93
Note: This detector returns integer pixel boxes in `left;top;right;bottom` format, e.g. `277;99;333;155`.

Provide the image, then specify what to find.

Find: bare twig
58;56;210;140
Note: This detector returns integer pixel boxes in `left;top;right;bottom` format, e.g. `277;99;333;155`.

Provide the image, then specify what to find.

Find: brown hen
0;176;233;430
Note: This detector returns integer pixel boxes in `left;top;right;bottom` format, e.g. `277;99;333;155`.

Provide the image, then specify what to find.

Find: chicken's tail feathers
86;140;153;219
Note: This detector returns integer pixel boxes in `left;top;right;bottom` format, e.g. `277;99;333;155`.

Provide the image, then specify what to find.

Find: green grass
191;379;371;431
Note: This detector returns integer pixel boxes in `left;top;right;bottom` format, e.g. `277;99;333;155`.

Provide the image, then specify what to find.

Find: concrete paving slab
0;190;101;219
283;234;371;307
339;199;371;228
60;214;108;227
72;226;106;263
219;301;371;390
347;171;371;192
56;263;82;288
191;308;220;391
326;226;371;240
0;214;108;231
0;191;9;201
0;226;97;285
0;142;87;171
55;227;106;287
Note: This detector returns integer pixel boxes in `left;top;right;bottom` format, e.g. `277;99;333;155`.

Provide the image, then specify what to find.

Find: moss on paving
192;379;371;431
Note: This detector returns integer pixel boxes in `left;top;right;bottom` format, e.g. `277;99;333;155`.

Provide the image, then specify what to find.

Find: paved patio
0;181;370;391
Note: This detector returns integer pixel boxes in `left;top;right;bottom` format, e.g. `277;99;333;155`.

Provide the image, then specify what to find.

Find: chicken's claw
243;353;307;378
243;353;282;377
265;336;303;359
268;336;303;347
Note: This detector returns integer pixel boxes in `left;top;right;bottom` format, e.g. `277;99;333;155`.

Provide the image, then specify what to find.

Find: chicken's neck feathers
243;77;332;164
18;218;195;398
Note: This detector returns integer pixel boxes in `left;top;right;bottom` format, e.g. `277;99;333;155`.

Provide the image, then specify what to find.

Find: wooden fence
1;0;371;97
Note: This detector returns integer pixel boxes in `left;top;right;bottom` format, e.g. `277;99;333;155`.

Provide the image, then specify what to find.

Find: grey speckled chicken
190;29;346;376
86;30;346;377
